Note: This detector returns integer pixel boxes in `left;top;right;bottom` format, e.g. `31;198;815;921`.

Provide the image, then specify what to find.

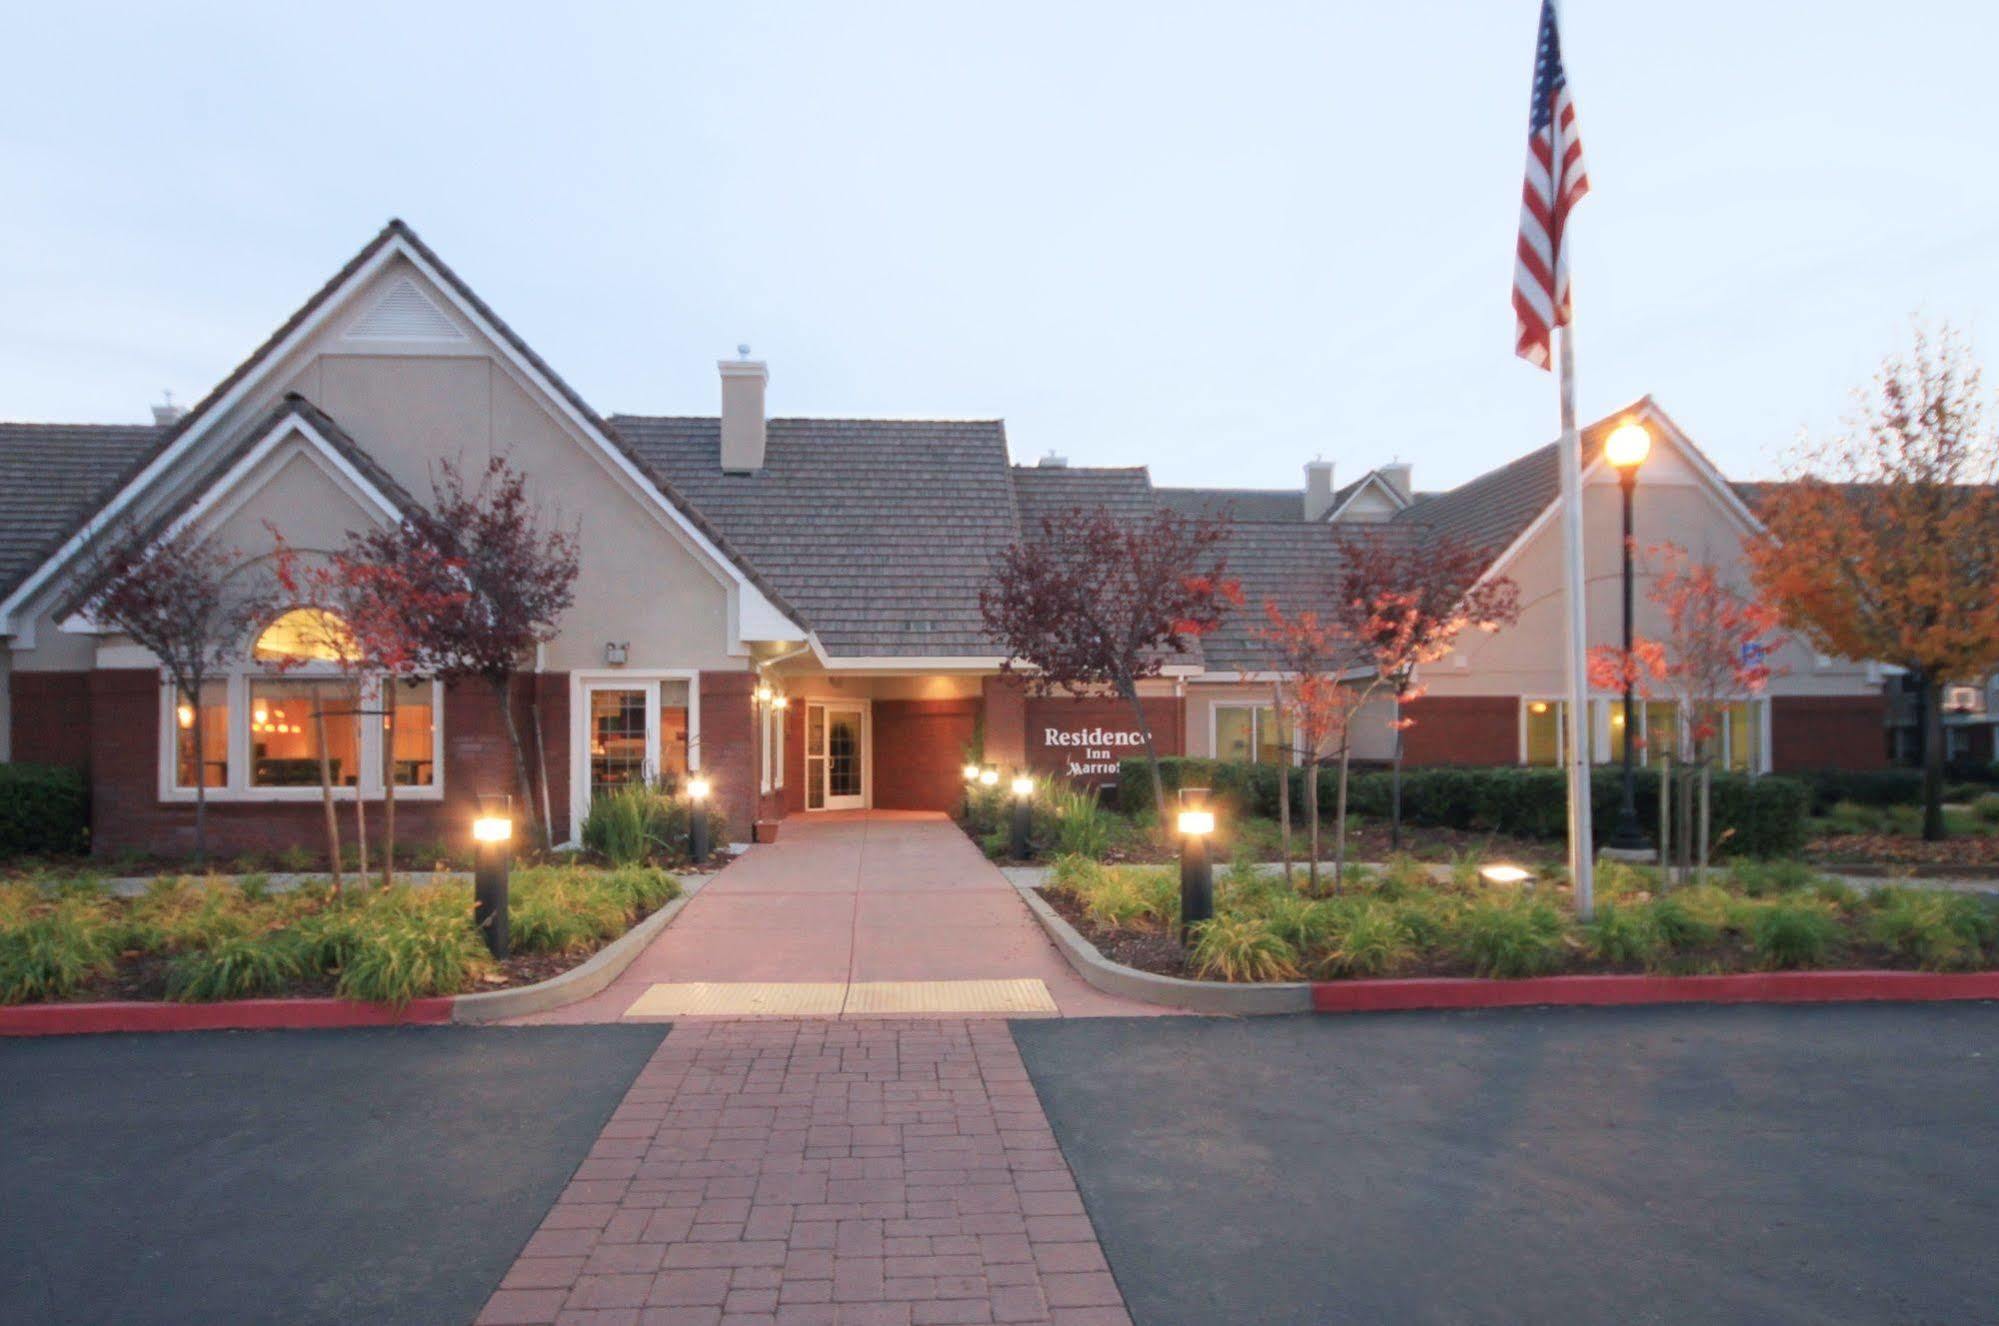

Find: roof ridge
0;421;164;432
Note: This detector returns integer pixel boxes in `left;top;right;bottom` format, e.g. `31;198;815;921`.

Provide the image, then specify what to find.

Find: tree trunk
1334;735;1353;891
1657;754;1672;889
1390;708;1405;853
495;675;541;850
532;694;556;850
1305;747;1320;893
188;678;210;868
1697;761;1712;887
381;682;397;889
1116;677;1168;829
1272;681;1293;890
1921;675;1948;841
313;681;343;892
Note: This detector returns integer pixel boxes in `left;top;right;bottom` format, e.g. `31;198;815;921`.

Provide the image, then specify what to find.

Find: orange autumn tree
1745;323;1999;840
1590;542;1785;877
1253;603;1354;891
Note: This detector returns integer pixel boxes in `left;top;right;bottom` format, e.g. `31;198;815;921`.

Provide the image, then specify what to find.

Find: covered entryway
804;700;868;810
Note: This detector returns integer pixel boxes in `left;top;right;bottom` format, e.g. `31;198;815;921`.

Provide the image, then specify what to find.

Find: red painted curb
0;997;456;1037
1311;970;1999;1014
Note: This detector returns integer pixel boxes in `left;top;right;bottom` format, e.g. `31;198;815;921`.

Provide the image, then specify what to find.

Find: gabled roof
1390;411;1619;552
616;416;1017;659
0;422;162;600
1013;466;1155;526
1156;486;1303;522
0;221;804;639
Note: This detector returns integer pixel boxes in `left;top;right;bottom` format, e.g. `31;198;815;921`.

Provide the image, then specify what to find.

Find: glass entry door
806;702;867;811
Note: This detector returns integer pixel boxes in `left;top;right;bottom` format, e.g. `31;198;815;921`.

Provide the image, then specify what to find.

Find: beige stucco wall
1185;680;1398;761
1425;440;1876;701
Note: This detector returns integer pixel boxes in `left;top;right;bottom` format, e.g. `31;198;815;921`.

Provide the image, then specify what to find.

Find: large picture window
1214;704;1284;763
158;608;444;803
1528;697;1766;773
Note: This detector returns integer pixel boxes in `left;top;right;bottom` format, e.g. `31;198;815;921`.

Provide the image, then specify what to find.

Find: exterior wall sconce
772;694;789;712
471;794;512;958
1177;787;1215;944
687;776;712;864
754;682;774;706
604;641;629;666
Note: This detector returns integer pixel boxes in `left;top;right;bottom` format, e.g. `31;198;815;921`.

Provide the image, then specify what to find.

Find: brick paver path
479;1020;1131;1326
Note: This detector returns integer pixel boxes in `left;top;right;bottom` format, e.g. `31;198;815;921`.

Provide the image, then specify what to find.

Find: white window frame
568;669;701;841
158;669;445;803
1522;695;1770;773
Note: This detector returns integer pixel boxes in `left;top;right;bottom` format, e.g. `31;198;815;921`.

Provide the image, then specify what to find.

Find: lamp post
471;794;513;959
1176;787;1216;946
1010;773;1034;861
686;775;712;865
1605;419;1652;852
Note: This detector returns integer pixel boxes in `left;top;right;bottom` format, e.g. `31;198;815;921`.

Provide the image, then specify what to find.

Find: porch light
1605;419;1652;471
472;795;512;959
1480;863;1532;887
754;683;774;705
1176;788;1215;945
687;776;712;864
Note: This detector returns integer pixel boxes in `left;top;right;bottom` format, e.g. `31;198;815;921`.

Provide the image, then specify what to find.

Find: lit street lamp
1010;773;1034;861
471;795;513;959
687;775;712;865
1176;787;1216;946
1605;419;1653;853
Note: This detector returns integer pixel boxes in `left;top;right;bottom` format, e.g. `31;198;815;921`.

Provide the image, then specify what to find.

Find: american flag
1513;0;1590;369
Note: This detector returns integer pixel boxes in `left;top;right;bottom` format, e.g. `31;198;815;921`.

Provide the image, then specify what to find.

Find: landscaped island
0;864;680;1006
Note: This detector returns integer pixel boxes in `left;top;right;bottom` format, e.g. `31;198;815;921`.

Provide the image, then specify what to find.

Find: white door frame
568;670;701;840
806;699;871;811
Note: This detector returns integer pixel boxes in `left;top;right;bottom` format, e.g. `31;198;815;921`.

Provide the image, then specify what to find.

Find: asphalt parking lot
1014;1004;1999;1326
0;1025;665;1326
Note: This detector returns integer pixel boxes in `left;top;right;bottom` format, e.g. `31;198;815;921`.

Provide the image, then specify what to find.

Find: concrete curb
1310;969;1999;1014
1013;881;1313;1015
0;997;454;1037
451;889;695;1023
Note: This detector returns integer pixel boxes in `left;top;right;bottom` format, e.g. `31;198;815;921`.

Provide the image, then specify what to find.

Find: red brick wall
10;670;93;768
1399;696;1519;767
873;699;981;811
1771;694;1889;772
87;670;573;862
981;674;1026;768
1025;694;1183;788
699;668;759;836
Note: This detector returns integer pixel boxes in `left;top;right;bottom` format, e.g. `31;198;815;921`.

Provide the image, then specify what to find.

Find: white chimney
1038;451;1068;468
151;391;185;427
1379;462;1413;502
1303;457;1336;521
719;352;768;474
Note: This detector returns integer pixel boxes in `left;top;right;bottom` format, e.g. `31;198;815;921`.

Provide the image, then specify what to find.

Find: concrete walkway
514;813;1166;1022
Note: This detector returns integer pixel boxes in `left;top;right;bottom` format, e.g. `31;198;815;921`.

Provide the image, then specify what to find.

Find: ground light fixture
471;795;512;959
960;763;980;818
1177;787;1216;945
1606;417;1653;853
1010;773;1034;861
686;775;712;865
1479;863;1533;888
979;766;999;787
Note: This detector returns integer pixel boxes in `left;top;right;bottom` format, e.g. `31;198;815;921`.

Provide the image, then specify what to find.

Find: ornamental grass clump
1748;898;1839;970
1868;890;1996;970
1316;899;1413;979
165;932;307;1002
1189;914;1299;982
1453;895;1571;978
0;895;117;1003
1259;891;1339;957
1585;901;1666;970
335;893;491;1006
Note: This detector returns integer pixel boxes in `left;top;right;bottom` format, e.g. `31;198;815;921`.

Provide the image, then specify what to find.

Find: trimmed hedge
0;763;89;858
1119;757;1809;857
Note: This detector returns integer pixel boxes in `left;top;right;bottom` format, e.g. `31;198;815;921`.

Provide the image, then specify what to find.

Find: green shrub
1868;891;1996;970
581;783;724;867
1646;893;1720;952
1260;891;1338;956
1189;914;1298;982
1453;896;1570;978
335;900;491;1006
0;897;115;1002
1972;794;1999;826
1749;900;1838;969
1797;769;1925;812
1318;899;1413;978
1726;858;1821;898
508;868;630;955
598;865;682;914
1390;892;1460;950
1585;901;1665;968
0;763;89;858
165;932;306;1002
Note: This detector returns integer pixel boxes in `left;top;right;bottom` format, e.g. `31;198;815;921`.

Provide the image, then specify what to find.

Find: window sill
161;787;446;805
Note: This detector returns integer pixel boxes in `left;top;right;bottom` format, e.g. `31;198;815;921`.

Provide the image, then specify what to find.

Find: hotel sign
1040;724;1148;783
1024;697;1183;788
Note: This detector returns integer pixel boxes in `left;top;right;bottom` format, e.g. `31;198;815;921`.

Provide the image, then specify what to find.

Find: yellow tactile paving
622;982;847;1017
845;979;1058;1014
621;978;1058;1017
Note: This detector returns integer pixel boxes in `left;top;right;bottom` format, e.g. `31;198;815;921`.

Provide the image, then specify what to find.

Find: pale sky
4;2;1996;492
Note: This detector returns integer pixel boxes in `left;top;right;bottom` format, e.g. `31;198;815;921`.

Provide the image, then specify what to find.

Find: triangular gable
342;275;468;343
2;221;805;646
1325;471;1411;523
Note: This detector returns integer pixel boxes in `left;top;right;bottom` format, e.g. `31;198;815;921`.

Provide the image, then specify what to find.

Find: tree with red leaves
272;530;468;886
1334;533;1520;851
350;457;580;848
1252;604;1351;891
1588;541;1785;879
73;520;277;865
981;506;1239;824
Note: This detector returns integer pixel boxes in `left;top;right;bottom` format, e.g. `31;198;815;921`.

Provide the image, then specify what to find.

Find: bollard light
1480;863;1532;887
960;763;980;819
472;794;512;959
1009;773;1035;861
1177;787;1216;945
978;766;999;787
687;775;712;865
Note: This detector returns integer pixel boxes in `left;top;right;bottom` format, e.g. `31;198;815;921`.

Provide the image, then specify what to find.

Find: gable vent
345;277;467;342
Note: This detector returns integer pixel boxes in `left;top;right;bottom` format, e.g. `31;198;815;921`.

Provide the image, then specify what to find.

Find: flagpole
1557;320;1595;918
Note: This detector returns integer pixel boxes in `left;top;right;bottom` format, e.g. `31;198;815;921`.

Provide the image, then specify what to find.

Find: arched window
163;608;442;802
